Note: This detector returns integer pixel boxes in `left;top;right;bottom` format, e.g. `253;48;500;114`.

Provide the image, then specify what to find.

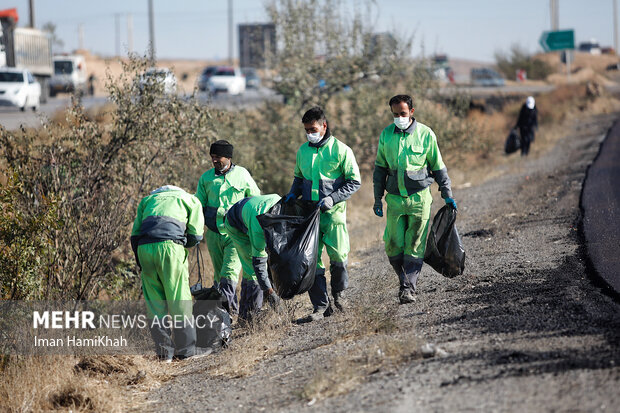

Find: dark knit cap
210;140;233;158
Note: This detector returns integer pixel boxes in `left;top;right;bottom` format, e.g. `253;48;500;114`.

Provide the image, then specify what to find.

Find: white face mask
307;132;322;144
394;116;411;130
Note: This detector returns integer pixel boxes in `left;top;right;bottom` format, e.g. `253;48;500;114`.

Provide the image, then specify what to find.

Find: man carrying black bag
224;194;282;320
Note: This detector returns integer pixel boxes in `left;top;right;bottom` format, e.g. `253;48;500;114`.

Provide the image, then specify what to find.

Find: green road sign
539;30;575;52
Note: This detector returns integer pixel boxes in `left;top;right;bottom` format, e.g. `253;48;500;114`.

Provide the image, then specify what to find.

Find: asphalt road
0;88;282;131
581;119;620;294
0;96;108;130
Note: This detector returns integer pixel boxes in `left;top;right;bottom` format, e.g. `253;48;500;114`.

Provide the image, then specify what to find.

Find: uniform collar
309;128;332;148
394;118;417;134
215;163;235;176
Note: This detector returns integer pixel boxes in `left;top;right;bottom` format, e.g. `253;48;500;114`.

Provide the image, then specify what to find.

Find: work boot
333;291;347;311
297;311;324;324
297;305;333;324
398;288;416;304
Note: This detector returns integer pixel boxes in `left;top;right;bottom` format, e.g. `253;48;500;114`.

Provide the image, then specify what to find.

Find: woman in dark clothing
515;96;538;156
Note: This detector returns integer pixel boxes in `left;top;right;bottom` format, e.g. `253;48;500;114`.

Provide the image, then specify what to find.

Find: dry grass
206;301;303;378
0;355;175;412
301;335;423;402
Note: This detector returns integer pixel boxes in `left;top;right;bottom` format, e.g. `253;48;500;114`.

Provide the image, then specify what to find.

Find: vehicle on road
241;67;261;89
138;67;177;95
471;67;505;87
49;55;87;97
0;67;41;111
0;8;52;103
197;65;217;92
578;39;601;55
207;66;245;95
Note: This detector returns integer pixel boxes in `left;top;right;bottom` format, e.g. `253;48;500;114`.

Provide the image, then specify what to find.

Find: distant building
238;23;276;69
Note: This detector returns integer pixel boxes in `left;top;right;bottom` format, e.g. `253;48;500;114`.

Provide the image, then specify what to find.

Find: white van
49;55;87;96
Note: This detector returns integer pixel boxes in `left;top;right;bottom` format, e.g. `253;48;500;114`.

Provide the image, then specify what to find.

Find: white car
139;67;177;95
0;68;41;111
207;66;246;95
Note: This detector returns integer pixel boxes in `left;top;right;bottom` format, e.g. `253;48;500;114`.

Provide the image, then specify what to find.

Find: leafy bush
0;56;216;300
0;171;58;299
495;44;553;81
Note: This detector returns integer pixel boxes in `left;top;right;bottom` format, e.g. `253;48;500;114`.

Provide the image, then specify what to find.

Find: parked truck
0;8;52;102
50;55;88;96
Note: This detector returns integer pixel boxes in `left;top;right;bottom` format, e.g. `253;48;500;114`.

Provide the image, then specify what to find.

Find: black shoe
333;291;346;311
296;311;324;324
296;305;332;324
398;289;415;304
173;347;212;361
157;354;173;364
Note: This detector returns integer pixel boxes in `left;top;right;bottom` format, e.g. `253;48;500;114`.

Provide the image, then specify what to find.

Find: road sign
539;30;575;52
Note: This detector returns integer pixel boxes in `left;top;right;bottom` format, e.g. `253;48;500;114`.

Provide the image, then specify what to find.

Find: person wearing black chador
515;96;538;156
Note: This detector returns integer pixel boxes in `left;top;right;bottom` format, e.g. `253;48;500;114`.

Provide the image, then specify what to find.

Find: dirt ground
126;108;620;411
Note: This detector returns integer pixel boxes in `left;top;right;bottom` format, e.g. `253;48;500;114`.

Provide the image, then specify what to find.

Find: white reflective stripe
150;185;185;194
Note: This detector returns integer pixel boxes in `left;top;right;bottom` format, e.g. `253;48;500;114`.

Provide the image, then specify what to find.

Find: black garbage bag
504;128;521;154
257;199;320;299
193;286;232;350
424;205;466;278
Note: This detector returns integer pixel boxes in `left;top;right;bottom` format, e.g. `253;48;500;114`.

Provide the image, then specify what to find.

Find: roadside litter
191;247;232;350
504;128;521;154
424;205;466;277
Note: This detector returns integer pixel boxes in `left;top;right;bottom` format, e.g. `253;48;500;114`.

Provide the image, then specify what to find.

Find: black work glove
373;198;383;217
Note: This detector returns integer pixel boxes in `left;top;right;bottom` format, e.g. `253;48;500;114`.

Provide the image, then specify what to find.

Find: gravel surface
140;113;620;413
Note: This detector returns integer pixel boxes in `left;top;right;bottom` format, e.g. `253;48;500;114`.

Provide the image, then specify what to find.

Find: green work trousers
138;240;195;359
383;187;433;260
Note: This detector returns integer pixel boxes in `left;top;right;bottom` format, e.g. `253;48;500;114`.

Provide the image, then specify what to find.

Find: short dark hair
389;95;413;110
302;106;327;124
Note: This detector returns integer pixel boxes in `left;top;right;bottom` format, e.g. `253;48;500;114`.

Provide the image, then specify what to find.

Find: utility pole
28;0;35;28
550;0;559;30
148;0;155;62
127;13;134;54
115;13;121;57
614;0;618;54
228;0;233;65
78;23;84;50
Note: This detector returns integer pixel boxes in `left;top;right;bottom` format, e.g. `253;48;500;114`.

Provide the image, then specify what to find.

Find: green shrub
495;44;553;81
0;171;58;299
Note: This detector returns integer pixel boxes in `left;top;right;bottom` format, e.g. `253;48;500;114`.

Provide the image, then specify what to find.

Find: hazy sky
4;0;615;63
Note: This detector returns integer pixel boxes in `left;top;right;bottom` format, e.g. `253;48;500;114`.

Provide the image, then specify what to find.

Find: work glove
284;193;296;203
373;198;383;217
266;289;281;308
445;197;458;211
317;196;334;212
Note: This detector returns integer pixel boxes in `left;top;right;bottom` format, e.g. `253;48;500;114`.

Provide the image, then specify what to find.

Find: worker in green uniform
373;94;457;304
195;140;260;315
224;194;282;320
284;106;361;322
130;185;205;361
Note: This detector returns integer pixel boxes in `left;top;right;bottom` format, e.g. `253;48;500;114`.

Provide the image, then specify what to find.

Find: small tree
42;22;64;53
